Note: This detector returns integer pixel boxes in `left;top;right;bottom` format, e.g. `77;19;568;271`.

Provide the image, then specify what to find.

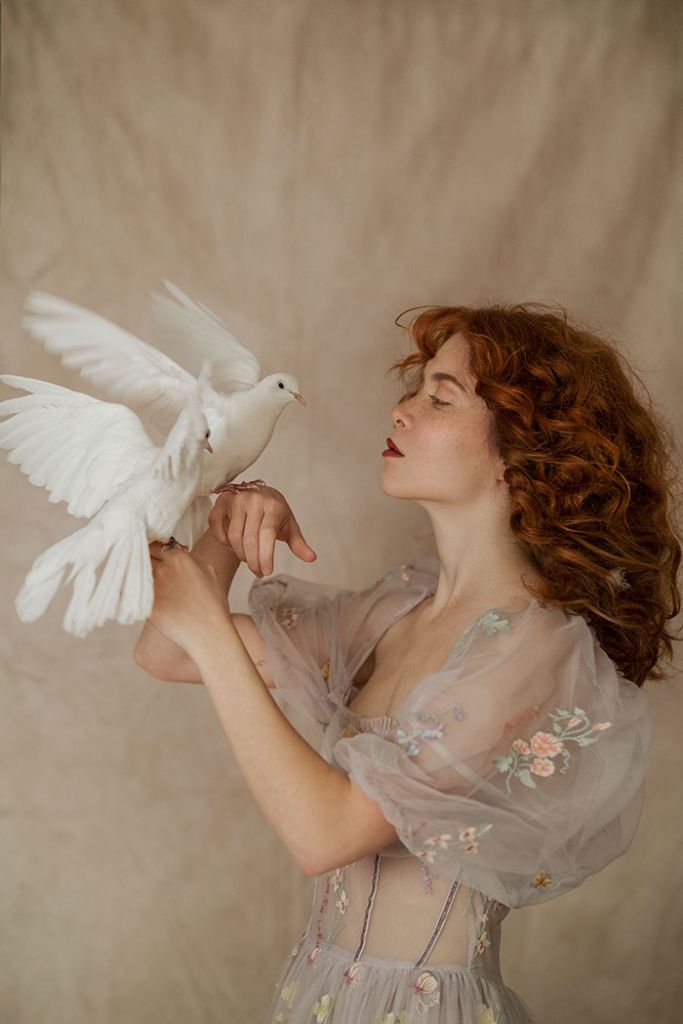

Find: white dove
20;281;306;546
0;363;214;637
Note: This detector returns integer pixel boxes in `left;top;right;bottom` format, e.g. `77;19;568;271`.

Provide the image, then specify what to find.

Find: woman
134;301;681;1023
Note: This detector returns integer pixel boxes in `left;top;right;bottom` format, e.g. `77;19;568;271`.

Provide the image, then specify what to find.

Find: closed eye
429;394;450;407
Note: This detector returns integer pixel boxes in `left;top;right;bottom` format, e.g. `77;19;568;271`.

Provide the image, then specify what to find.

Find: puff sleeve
332;599;652;909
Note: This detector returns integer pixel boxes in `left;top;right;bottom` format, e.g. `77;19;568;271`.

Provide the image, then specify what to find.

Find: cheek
432;413;497;462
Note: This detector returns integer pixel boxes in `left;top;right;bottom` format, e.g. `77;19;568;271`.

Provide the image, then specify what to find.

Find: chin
379;469;413;499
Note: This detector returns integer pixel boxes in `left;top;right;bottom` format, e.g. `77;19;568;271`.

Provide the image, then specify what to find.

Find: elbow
133;645;164;679
302;857;328;878
301;836;340;878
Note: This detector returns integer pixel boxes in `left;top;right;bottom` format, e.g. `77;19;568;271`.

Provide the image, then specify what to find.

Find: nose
391;396;410;428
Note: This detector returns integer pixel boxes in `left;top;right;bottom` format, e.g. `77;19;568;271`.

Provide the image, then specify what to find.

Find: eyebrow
426;370;467;392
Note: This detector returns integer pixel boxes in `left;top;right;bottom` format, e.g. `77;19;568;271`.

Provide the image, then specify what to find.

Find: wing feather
21;291;200;434
149;279;261;393
0;375;158;519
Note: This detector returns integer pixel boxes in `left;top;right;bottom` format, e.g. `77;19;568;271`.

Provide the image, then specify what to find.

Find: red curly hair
388;301;682;688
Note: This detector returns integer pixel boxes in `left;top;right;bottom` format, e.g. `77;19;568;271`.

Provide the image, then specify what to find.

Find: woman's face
380;334;505;506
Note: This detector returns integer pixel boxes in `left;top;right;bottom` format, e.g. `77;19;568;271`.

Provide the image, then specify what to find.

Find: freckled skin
379;332;542;614
380;334;503;508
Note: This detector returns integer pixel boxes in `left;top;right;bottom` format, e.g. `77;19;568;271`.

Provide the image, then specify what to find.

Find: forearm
189;613;352;876
135;528;241;670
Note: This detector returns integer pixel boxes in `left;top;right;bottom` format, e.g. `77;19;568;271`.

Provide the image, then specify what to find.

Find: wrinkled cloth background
1;1;681;1022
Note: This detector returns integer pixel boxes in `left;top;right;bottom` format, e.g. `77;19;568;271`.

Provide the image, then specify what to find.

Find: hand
147;540;231;653
207;483;317;578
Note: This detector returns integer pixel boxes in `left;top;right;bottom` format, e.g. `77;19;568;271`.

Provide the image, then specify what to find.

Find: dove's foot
212;478;267;495
161;536;189;551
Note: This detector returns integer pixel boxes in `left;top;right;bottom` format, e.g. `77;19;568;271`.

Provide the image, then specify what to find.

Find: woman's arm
186;615;398;876
134;525;241;680
136;613;275;688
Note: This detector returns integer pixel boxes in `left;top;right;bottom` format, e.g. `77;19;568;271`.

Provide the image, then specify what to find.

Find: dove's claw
212;478;267;495
161;536;189;551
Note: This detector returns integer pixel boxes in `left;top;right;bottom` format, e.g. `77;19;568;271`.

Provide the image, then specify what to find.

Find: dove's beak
291;391;306;407
204;439;213;454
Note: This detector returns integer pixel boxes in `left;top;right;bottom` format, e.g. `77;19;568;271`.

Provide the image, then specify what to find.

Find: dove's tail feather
16;515;153;638
78;524;153;634
15;525;104;625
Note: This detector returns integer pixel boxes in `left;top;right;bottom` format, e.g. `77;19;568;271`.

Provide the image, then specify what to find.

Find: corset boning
305;852;510;979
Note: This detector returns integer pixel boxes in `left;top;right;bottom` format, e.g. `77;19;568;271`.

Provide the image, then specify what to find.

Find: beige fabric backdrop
1;1;681;1021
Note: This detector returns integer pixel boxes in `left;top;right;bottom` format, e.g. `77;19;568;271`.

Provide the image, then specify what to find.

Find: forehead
424;334;472;379
429;334;467;365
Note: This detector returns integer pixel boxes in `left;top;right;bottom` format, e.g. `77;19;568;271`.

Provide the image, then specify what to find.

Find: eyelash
428;394;449;407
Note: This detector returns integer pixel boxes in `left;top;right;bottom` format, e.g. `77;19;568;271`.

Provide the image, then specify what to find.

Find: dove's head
260;373;306;409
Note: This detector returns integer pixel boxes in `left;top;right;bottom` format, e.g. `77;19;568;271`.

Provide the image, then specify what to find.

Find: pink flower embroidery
407;821;493;862
529;731;563;757
512;738;531;754
493;707;612;794
276;606;301;630
530;757;555;777
342;961;366;987
457;826;478;842
411;971;440;1012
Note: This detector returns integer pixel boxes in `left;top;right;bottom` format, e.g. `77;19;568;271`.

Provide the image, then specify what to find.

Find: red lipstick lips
383;437;404;456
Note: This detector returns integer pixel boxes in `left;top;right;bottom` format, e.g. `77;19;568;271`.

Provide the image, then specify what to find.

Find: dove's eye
204;430;210;438
278;381;285;389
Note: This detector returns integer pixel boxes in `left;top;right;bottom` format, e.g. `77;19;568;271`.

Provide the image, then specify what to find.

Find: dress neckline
339;566;539;726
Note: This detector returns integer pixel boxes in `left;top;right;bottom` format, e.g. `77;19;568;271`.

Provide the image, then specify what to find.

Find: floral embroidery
416;857;434;895
405;819;493;862
342;960;367;987
310;867;349;955
383;563;413;582
477;1004;506;1024
276;605;304;630
410;970;440;1013
339;722;361;739
320;660;331;682
331;867;348;915
379;1012;407;1024
471;895;506;958
473;912;492;955
312;992;334;1021
279;980;298;1009
492;706;612;795
394;702;464;757
477;611;513;639
530;870;554;889
442;610;512;670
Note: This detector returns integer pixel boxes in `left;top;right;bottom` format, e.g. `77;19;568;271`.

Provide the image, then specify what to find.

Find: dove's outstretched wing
148;279;261;393
21;291;205;436
0;375;159;519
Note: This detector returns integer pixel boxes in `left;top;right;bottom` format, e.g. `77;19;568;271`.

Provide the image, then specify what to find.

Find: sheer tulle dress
247;557;651;1024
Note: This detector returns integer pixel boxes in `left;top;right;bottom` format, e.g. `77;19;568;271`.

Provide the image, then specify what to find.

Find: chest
345;606;468;719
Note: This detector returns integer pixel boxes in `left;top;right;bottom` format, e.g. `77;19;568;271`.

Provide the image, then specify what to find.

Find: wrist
184;606;236;663
192;529;241;582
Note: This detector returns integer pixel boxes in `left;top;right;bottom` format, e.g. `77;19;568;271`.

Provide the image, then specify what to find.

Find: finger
226;503;248;562
149;541;166;562
243;503;266;576
258;517;279;576
283;515;317;562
